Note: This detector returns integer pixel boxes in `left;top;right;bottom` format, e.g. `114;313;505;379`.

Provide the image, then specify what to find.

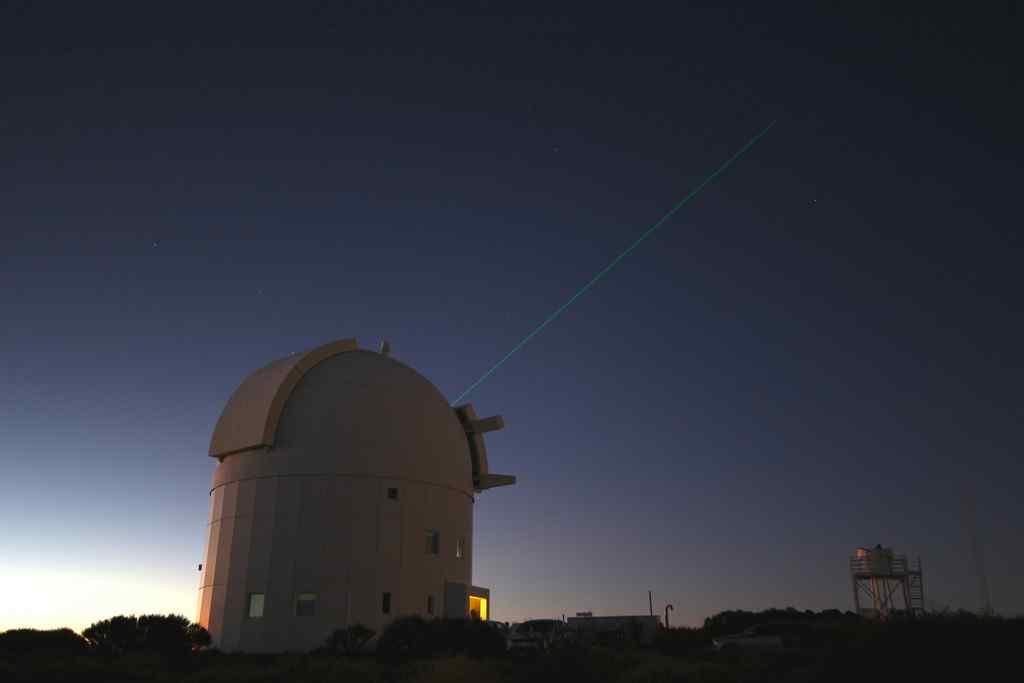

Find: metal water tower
850;545;925;619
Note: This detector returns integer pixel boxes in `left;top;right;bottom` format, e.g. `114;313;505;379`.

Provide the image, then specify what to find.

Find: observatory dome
208;341;473;495
198;339;514;653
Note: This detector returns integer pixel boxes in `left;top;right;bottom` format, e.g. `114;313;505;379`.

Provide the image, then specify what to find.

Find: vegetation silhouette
323;624;375;655
82;614;210;658
0;628;88;657
2;609;1021;682
375;616;506;661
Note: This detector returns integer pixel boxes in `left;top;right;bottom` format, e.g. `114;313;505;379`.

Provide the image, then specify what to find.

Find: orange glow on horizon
0;565;196;633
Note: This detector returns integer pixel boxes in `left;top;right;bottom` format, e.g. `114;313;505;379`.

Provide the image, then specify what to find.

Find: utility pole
648;591;654;617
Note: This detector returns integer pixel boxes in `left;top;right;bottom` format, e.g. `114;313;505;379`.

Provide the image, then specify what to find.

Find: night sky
2;2;1021;630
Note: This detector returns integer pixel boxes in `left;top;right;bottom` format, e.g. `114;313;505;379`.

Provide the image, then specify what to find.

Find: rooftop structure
850;545;924;619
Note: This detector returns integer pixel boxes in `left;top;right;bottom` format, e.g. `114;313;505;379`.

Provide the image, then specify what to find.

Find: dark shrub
376;616;435;660
82;615;141;654
0;628;88;656
653;626;709;657
376;617;506;660
463;620;506;658
137;614;193;657
82;614;208;658
510;643;630;682
187;622;212;650
432;618;506;658
324;624;375;655
703;608;862;639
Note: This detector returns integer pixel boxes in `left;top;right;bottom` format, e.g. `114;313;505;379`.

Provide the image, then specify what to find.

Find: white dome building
196;339;514;652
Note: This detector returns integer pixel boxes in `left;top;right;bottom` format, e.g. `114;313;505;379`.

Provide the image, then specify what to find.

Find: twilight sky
2;2;1021;630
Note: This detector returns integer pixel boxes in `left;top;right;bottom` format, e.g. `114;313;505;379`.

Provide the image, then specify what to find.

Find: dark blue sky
2;2;1021;628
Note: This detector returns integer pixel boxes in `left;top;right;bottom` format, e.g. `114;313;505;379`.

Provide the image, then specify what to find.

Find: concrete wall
198;474;473;652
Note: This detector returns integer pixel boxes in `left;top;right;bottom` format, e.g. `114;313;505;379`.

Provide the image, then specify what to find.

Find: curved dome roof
208;339;515;495
209;339;360;458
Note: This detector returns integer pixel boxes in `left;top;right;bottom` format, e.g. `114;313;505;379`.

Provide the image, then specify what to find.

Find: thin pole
965;494;993;616
649;591;654;617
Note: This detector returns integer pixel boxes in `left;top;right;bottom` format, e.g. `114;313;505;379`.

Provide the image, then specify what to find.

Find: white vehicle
506;619;566;652
712;623;810;653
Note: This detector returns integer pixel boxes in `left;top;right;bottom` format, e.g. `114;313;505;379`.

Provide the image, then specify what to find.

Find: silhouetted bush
4;611;1021;681
464;620;507;658
376;616;435;660
82;615;141;654
702;607;861;638
431;618;506;658
82;614;210;658
0;628;88;656
325;623;375;655
503;642;633;683
187;622;212;650
376;617;506;661
653;626;709;657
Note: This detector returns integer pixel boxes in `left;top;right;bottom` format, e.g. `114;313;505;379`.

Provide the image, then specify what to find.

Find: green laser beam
453;120;776;405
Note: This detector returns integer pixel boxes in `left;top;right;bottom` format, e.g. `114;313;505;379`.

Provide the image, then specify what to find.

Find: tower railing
850;549;924;618
850;554;919;576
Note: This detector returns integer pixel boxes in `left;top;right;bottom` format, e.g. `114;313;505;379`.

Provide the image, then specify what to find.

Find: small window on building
247;593;265;619
382;592;391;614
425;529;440;555
387;487;399;500
295;592;317;617
427;594;435;615
456;537;464;559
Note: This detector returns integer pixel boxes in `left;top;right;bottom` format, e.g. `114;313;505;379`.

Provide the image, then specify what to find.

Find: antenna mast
965;493;993;616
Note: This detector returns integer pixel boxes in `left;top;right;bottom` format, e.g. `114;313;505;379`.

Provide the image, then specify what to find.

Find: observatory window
387;487;399;500
382;592;392;614
425;529;440;555
456;537;464;559
427;594;435;615
295;593;317;617
247;593;265;619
